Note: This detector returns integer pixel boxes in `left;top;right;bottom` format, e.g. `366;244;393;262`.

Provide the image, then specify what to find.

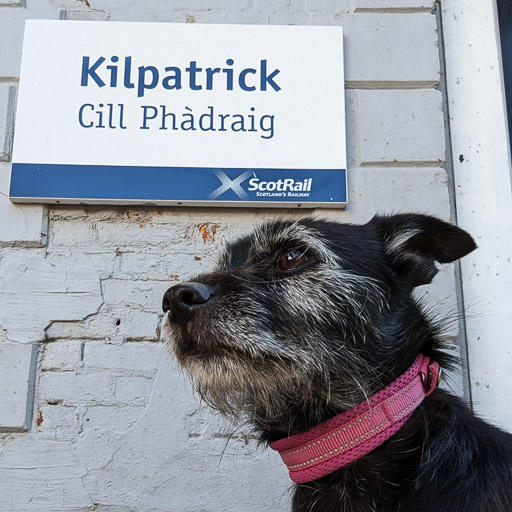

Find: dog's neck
268;354;440;483
253;306;446;444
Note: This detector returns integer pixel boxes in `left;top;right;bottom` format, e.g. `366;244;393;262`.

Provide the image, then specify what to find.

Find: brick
345;89;358;168
102;10;190;22
354;13;437;82
114;249;218;283
115;251;168;281
0;251;103;341
336;167;451;222
0;253;99;294
101;279;173;319
35;404;81;436
41;340;82;371
64;9;110;21
45;318;105;341
355;0;434;10
46;308;160;342
112;375;154;404
115;247;221;283
249;2;329;25
0;84;15;162
82;404;146;431
301;13;439;83
38;371;113;406
160;253;220;281
83;341;161;373
94;220;188;250
106;309;161;341
25;0;78;8
290;0;350;12
92;0;252;12
0;438;93;509
0;341;36;431
357;89;445;164
107;0;254;22
102;279;162;307
48;219;97;250
0;164;48;247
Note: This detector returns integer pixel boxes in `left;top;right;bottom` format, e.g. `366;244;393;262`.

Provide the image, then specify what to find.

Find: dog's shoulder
412;390;512;512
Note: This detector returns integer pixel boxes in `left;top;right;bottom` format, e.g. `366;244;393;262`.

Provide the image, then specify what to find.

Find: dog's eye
277;249;309;271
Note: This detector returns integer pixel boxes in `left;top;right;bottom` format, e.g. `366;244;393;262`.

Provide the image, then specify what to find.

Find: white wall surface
441;0;512;432
0;0;505;511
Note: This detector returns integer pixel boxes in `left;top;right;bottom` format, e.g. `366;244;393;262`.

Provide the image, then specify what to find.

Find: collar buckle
419;358;441;396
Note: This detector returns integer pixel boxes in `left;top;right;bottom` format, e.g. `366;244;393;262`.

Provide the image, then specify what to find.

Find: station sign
10;20;347;207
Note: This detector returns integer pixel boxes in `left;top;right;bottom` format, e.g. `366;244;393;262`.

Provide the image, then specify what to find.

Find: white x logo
208;170;253;200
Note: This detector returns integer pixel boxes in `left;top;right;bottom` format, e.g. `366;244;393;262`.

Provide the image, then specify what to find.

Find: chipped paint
198;223;217;243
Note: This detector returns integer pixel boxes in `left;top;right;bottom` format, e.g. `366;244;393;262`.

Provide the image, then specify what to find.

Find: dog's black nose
162;282;214;323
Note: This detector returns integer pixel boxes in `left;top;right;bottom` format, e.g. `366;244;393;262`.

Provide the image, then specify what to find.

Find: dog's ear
368;214;477;287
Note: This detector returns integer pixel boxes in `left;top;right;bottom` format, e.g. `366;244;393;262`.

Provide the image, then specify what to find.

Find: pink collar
270;354;440;484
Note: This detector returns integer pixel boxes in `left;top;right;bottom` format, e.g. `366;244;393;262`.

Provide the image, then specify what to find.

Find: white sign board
10;20;347;207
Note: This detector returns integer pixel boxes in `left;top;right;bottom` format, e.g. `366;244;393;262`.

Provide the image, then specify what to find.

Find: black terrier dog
162;214;512;512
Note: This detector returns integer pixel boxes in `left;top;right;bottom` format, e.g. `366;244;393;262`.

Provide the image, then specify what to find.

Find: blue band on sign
9;164;347;204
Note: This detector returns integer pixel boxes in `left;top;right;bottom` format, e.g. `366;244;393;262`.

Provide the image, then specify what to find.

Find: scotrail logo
247;177;312;197
208;170;252;200
208;170;313;200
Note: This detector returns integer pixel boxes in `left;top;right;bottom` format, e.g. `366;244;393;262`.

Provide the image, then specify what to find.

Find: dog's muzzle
162;282;214;325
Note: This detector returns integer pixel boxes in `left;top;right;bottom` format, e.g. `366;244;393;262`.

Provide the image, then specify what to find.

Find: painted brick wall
0;1;458;510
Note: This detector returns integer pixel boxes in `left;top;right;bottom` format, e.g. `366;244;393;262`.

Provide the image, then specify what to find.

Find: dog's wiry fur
162;214;512;512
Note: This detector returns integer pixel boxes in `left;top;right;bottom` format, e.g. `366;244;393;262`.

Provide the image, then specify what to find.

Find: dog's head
161;214;475;433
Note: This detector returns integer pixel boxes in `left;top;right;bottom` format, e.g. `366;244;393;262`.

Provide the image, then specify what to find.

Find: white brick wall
357;89;445;164
0;1;469;510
